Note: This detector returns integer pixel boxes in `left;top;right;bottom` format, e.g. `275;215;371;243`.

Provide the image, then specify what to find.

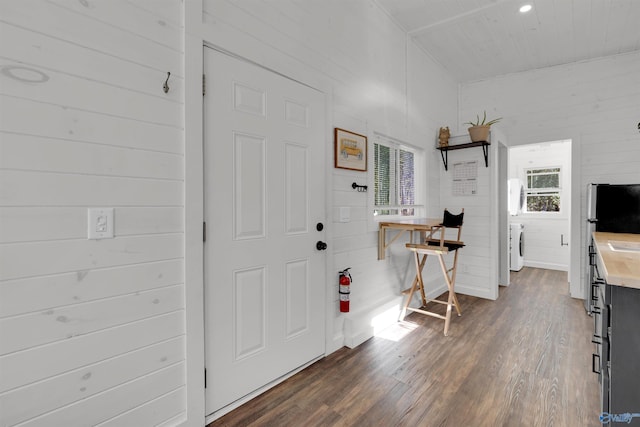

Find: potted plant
464;111;501;142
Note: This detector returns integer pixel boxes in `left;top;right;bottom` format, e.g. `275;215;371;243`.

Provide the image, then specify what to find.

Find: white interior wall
437;130;504;301
0;1;187;426
198;0;458;350
509;141;571;271
460;51;640;298
7;2;636;425
1;1;458;426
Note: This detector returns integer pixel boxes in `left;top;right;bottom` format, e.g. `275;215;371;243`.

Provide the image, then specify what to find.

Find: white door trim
183;1;206;426
202;45;328;418
184;3;338;423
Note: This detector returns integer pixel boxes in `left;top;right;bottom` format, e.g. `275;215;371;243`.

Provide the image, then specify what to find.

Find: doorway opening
507;140;572;277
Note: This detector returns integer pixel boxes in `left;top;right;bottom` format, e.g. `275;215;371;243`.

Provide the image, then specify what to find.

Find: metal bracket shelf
436;141;490;171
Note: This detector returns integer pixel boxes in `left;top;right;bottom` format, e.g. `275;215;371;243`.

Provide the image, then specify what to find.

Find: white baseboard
455;284;498;300
343;295;403;348
524;260;568;271
326;333;345;355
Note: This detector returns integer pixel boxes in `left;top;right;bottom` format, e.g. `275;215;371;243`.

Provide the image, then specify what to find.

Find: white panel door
203;47;326;414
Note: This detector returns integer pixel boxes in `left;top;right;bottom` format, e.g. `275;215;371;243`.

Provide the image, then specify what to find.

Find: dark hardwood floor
208;267;600;427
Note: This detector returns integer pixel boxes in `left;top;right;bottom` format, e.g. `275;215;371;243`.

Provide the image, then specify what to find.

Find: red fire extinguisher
339;268;352;313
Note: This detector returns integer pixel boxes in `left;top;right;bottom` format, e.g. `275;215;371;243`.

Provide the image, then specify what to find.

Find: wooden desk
378;218;441;260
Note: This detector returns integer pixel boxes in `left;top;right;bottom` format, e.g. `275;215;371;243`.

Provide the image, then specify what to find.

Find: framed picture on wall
334;128;367;171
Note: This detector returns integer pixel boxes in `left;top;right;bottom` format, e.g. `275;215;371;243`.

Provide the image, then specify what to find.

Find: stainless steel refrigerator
585;183;640;312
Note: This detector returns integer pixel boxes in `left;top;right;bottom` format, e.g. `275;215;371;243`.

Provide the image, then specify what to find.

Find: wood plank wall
459;51;640;297
0;1;186;425
437;133;500;300
202;0;459;350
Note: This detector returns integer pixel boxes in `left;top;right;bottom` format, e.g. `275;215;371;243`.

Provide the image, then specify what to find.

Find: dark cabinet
592;239;640;425
609;285;640;421
591;261;609;415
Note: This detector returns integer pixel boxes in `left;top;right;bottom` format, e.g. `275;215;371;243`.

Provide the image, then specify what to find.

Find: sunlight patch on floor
371;305;419;341
374;321;420;342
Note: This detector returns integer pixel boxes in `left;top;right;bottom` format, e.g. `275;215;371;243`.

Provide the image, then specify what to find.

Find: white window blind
373;135;421;217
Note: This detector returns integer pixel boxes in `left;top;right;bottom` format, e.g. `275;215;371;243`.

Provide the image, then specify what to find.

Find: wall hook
163;72;171;93
352;182;368;192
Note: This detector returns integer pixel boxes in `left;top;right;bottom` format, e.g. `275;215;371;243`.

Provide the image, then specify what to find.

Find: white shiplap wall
437;131;503;301
0;1;186;426
459;51;640;298
200;0;458;349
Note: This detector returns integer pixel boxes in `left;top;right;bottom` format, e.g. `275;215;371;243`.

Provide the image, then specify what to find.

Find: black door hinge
204;368;207;388
203;221;206;242
202;74;206;96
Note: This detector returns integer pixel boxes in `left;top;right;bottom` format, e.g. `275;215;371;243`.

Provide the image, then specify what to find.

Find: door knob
316;241;327;251
316;222;324;232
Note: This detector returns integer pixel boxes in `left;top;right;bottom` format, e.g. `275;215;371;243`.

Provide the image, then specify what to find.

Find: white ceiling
376;0;640;83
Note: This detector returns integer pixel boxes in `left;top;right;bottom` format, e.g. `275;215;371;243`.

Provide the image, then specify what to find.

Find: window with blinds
373;136;420;217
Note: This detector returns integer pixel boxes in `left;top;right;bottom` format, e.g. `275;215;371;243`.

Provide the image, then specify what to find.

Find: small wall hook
352;182;368;192
163;72;171;93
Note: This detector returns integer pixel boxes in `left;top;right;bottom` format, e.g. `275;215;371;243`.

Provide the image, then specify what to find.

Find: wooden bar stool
402;209;465;336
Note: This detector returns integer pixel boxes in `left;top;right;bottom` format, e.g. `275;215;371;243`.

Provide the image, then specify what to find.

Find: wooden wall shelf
436;141;490;171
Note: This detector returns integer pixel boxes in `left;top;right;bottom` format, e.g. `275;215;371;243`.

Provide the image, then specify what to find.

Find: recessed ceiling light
519;4;532;13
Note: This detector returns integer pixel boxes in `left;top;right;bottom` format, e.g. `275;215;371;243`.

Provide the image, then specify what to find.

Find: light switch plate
339;207;350;223
88;208;114;239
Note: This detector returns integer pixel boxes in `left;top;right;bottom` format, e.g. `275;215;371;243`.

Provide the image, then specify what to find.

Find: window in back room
525;167;561;212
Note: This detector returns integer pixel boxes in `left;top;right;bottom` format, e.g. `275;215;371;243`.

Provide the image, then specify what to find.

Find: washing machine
510;223;524;271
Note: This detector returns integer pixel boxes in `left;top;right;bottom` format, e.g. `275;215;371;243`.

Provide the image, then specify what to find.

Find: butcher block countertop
593;232;640;289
